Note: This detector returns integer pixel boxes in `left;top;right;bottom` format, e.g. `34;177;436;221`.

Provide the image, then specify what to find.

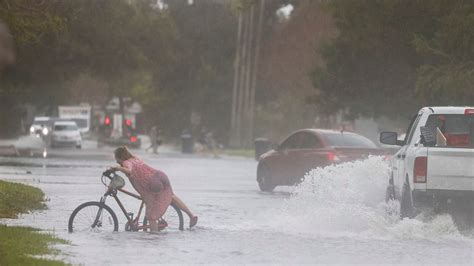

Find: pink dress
122;158;173;221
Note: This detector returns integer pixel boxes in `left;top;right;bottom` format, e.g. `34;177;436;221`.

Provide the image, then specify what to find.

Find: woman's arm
112;166;132;176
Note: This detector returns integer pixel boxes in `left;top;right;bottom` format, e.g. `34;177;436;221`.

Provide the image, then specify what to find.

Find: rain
1;1;474;265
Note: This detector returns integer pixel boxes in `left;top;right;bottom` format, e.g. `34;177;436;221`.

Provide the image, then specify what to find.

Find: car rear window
54;125;78;131
322;133;377;148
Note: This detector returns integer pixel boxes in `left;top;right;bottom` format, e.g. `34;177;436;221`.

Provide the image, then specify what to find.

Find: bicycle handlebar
102;169;115;179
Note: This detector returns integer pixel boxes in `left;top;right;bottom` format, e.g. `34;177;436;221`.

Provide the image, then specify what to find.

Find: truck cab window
425;114;473;147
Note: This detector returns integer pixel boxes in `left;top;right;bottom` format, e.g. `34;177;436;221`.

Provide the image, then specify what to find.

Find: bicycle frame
69;172;184;233
101;187;146;231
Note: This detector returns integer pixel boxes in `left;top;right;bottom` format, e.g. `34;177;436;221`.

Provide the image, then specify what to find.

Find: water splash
256;156;464;241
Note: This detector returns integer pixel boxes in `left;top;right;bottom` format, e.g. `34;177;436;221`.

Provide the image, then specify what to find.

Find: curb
0;145;20;157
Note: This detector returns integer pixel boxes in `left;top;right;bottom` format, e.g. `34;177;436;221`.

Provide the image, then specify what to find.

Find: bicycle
68;169;184;233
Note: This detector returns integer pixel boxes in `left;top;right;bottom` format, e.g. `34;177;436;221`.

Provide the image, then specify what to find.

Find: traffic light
123;119;134;137
100;115;112;139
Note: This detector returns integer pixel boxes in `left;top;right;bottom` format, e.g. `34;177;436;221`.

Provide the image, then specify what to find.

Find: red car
257;129;384;191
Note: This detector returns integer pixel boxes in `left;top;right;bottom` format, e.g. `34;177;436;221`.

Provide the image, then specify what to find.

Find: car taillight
327;152;340;163
130;136;137;143
464;109;474;115
413;156;427;183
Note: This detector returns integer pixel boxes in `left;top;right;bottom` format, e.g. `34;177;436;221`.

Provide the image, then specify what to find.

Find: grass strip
0;225;67;265
0;180;67;265
0;180;46;218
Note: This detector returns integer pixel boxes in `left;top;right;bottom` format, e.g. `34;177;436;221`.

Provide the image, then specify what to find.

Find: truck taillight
465;109;474;115
414;156;427;183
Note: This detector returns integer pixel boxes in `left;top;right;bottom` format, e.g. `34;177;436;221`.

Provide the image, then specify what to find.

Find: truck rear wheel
400;178;415;219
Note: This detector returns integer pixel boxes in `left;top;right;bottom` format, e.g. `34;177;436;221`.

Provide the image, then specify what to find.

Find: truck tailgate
427;148;474;191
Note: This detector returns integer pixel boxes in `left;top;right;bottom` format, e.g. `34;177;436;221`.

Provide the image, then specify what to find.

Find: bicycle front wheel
68;201;118;233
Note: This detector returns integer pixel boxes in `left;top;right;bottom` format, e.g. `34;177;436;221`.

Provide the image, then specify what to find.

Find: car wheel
257;164;276;192
400;176;415;219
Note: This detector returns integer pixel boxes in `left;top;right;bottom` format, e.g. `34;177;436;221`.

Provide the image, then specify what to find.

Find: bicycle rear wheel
68;201;118;233
144;202;184;231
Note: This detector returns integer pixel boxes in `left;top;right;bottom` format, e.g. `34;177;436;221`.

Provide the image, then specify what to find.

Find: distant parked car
30;116;52;138
257;129;385;192
51;121;82;149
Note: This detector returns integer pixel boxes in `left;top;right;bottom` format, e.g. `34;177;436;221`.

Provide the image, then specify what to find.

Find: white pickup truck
380;106;474;218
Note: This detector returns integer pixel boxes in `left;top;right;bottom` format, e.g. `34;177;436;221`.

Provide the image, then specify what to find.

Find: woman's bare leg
149;219;159;231
172;195;194;219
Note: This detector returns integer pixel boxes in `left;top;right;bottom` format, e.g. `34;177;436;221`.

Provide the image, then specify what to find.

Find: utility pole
243;5;255;147
235;11;249;148
230;14;243;147
249;0;265;148
230;1;265;148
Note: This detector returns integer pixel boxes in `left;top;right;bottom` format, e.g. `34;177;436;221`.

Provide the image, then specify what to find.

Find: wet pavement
1;147;473;265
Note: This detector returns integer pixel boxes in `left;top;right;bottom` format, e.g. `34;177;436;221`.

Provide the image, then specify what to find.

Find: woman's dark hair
114;146;134;161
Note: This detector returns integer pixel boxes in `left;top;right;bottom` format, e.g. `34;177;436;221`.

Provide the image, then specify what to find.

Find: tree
156;0;237;139
312;0;474;120
256;0;335;138
0;0;178;137
414;2;474;105
0;0;65;136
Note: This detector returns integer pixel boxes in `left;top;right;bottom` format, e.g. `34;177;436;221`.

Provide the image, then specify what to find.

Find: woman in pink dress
111;147;198;231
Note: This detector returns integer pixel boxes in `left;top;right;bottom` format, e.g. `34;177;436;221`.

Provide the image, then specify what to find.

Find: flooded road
1;148;473;265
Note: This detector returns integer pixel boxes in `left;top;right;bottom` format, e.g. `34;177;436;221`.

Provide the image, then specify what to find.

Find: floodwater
1;148;473;265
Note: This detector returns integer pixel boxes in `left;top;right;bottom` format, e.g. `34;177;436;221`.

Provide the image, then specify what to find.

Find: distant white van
58;106;91;135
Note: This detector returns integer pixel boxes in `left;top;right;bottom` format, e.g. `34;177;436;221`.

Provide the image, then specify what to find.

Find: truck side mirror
380;132;402;146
